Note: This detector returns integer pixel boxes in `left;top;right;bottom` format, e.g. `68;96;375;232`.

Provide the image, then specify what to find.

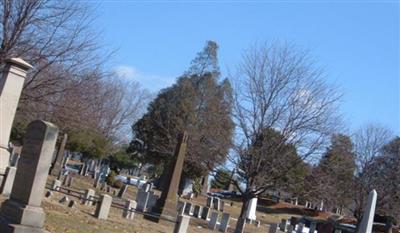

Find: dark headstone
0;120;59;233
50;133;68;176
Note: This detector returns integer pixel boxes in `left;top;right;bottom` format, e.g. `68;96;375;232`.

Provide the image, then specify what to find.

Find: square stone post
0;120;58;233
0;58;32;180
173;215;190;233
152;131;188;222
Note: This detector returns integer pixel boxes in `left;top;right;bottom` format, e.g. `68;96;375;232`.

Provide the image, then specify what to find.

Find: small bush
106;170;117;186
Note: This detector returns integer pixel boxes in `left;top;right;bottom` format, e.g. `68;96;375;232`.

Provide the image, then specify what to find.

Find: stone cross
0;120;58;233
50;133;68;176
152;131;188;221
0;58;32;182
357;189;377;233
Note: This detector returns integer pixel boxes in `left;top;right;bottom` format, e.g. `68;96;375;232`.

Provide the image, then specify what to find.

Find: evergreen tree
306;134;356;211
130;41;234;179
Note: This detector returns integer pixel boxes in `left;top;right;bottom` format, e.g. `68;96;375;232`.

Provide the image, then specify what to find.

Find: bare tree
229;42;342;218
0;0;103;105
351;123;394;220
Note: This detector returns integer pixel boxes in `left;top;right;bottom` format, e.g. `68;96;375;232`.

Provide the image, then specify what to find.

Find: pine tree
307;134;356;211
130;41;234;179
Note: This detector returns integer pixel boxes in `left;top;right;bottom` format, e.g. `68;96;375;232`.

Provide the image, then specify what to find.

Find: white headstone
245;198;257;220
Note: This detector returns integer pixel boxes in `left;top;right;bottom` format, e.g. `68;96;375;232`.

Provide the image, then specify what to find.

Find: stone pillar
94;194;112;220
358;190;377;233
50;133;68;176
152;131;188;221
0;120;58;233
0;58;32;180
173;215;190;233
0;166;17;196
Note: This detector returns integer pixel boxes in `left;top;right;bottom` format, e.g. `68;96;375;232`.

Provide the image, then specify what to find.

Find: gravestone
9;146;22;167
59;196;69;204
0;58;32;183
234;217;246;233
358;190;377;233
0;120;58;233
296;223;304;233
220;200;225;212
173;215;190;233
0;166;17;196
269;223;278;233
152;132;188;222
280;219;289;231
201;175;209;195
82;189;95;205
68;200;75;208
213;197;220;210
177;201;186;215
94;194;112;220
184;202;192;215
309;222;317;233
123;200;137;220
245;197;257;221
208;212;219;230
117;184;128;198
334;229;342;233
193;205;202;218
51;179;61;191
219;213;230;233
207;196;213;208
201;207;210;220
287;225;294;233
93;175;101;188
136;190;151;211
50;133;68;176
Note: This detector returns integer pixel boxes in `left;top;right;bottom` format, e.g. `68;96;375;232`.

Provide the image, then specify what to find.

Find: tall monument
153;131;188;222
0;58;32;183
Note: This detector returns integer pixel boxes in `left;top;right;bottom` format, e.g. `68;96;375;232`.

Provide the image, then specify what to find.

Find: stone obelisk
358;189;377;233
153;131;188;222
0;58;32;183
50;133;68;176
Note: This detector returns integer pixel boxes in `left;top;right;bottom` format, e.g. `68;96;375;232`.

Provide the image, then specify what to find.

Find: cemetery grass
1;173;322;233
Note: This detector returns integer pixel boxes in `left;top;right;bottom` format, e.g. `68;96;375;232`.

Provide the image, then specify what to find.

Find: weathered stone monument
152;131;188;221
0;58;32;185
0;166;17;196
0;120;59;233
219;213;231;233
357;189;377;233
50;133;68;176
95;194;112;220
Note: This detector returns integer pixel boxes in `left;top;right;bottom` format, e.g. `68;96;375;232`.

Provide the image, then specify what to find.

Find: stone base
0;223;49;233
0;199;45;228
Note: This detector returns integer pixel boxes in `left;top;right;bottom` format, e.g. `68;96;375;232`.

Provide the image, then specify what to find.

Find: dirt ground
0;170;323;233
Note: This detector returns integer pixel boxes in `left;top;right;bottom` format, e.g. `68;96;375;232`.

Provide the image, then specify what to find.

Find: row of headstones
177;201;231;232
206;196;225;212
279;219;345;233
304;201;324;211
50;180;137;220
50;181;193;233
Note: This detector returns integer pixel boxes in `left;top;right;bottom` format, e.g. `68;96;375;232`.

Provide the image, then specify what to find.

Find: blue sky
94;1;399;134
